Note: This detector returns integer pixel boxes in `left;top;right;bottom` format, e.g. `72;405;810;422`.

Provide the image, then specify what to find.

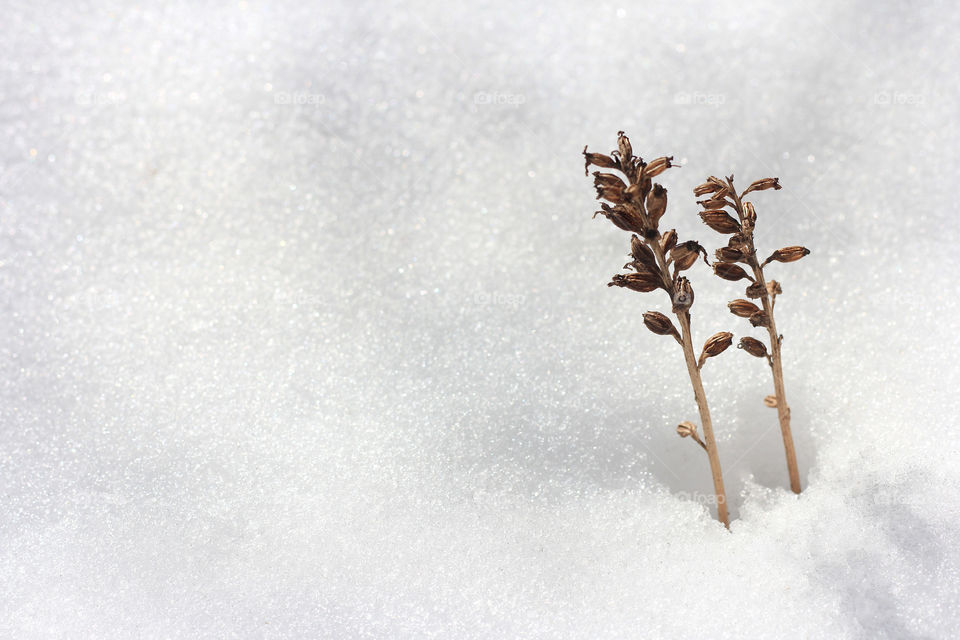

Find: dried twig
585;132;731;527
695;174;809;494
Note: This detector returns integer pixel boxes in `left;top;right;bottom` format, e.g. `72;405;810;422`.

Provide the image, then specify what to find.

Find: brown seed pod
593;172;626;189
693;181;722;197
596;183;626;205
660;229;677;253
749;311;771;327
697;196;731;210
714;262;753;282
698;331;733;368
583;146;619;176
763;395;778;408
670;240;708;272
728;299;760;318
672;277;694;313
643;311;682;345
743;202;757;226
715;247;746;263
676;421;698;438
629;235;658;270
594;203;642;234
762;246;810;267
699;210;741;234
608;272;662;293
738;336;768;358
766;280;782;297
644;156;674;178
742;177;781;196
745;282;765;299
617;131;632;161
646;184;668;225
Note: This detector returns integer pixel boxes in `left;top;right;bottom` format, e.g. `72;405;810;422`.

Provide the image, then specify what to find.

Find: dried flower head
660;229;678;253
738;336;768;358
728;299;760;318
699;210;741;234
742;177;781;196
698;331;733;368
672;277;694;313
609;272;663;293
643;311;682;345
714;262;753;282
670;240;708;273
762;246;811;267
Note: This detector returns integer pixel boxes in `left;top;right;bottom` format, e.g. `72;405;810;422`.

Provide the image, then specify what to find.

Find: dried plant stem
648;241;730;527
727;182;801;494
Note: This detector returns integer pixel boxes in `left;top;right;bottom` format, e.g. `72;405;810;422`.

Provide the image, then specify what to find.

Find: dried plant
694;174;809;494
584;132;731;527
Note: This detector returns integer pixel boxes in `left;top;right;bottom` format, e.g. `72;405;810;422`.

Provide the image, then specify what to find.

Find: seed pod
762;246;810;266
645;184;667;225
727;233;750;252
767;280;782;297
744;282;763;299
699;210;741;234
672;277;694;313
698;331;733;368
693;181;723;197
676;421;698;438
743;202;757;226
583;146;619;176
644;156;673;178
596;183;626;205
749;311;770;327
617;131;632;161
660;229;678;253
728;299;760;318
608;272;662;293
643;311;682;345
715;246;745;263
697;196;731;210
630;235;658;270
714;262;753;282
763;395;778;408
739;336;768;358
670;240;707;272
593;172;626;189
594;204;641;233
742;177;781;195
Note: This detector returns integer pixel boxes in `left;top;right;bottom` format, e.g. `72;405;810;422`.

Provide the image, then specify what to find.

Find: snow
2;0;959;637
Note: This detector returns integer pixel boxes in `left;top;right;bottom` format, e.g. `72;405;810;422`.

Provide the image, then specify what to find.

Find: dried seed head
763;395;778;408
645;184;668;225
762;246;811;266
672;277;694;313
676;421;698;438
728;299;760;318
749;311;771;327
767;280;782;297
660;229;678;253
745;281;764;299
698;331;733;368
699;210;741;234
630;234;658;270
742;177;781;196
583;145;619;176
714;262;753;282
617;131;633;161
644;156;674;178
715;247;746;263
738;336;768;358
693;181;723;197
643;311;681;344
608;272;662;293
670;240;707;272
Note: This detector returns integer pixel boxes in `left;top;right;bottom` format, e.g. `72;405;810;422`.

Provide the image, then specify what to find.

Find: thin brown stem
727;181;801;494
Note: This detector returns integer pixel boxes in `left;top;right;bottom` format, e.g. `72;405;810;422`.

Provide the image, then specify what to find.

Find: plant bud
762;246;810;266
738;336;768;358
645;184;668;224
630;234;658;270
670;240;707;272
608;272;663;293
715;247;745;263
749;311;770;327
763;395;778;408
660;229;677;253
643;311;681;345
699;210;741;234
583;145;619;176
644;156;673;178
676;421;698;438
745;281;764;299
617;131;632;161
672;277;694;312
728;299;760;317
698;331;733;368
742;177;781;195
714;262;753;282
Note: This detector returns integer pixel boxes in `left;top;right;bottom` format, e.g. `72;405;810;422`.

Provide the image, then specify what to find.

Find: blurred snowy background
2;0;959;637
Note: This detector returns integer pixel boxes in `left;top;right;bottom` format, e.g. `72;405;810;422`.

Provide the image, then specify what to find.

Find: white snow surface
2;1;960;637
